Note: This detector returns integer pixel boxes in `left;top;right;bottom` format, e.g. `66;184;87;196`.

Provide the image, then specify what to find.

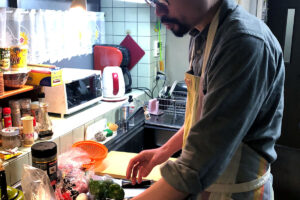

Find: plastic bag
55;148;91;200
21;164;56;200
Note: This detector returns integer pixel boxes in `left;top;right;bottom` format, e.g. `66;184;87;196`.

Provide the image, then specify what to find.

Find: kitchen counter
3;90;148;187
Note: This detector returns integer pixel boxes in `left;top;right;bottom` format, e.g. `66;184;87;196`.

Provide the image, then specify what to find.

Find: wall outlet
153;40;160;57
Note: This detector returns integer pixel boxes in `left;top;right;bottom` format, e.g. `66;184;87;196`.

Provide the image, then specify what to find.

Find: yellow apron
183;9;273;200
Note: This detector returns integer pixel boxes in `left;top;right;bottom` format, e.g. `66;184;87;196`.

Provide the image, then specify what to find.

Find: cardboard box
26;67;62;87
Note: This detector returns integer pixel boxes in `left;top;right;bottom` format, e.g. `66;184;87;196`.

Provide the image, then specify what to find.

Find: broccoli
89;179;124;200
107;184;125;200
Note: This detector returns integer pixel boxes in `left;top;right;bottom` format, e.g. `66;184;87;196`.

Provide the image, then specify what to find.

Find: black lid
31;141;57;158
128;95;133;103
38;93;45;98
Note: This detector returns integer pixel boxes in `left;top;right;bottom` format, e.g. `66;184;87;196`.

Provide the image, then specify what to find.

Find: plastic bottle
128;95;135;126
3;107;12;128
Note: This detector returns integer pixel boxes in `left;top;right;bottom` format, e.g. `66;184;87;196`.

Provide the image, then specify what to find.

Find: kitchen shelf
0;85;34;99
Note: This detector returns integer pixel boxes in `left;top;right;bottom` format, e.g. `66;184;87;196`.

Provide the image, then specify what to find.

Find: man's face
149;0;207;37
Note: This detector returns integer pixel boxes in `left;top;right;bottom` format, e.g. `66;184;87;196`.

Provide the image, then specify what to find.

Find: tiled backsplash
101;0;166;94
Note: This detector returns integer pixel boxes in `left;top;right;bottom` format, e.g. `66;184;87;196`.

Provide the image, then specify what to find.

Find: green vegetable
107;183;125;200
89;179;123;200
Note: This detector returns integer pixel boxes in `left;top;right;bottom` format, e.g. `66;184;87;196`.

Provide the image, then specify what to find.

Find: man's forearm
132;178;187;200
161;126;184;157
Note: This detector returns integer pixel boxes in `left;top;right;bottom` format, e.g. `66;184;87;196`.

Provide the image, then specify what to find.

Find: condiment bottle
21;116;34;147
0;159;8;200
31;141;57;188
9;100;22;127
0;47;10;71
128;95;135;126
3;107;12;128
1;127;22;150
37;103;53;140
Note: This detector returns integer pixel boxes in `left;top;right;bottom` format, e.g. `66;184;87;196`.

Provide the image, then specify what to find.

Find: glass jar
31;141;57;188
9;100;22;127
37;103;53;140
20;98;31;117
30;101;40;122
1;127;22;150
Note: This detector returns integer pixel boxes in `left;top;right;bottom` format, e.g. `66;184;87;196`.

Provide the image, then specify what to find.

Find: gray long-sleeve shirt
160;0;285;195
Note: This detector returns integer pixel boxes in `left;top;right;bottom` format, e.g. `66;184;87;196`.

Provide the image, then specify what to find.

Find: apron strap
206;166;271;193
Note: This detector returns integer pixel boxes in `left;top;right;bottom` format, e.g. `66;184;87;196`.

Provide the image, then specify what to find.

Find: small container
0;47;10;71
20;98;31;117
10;45;28;71
31;141;57;188
9;100;22;127
22;116;34;147
1;127;22;150
3;107;12;128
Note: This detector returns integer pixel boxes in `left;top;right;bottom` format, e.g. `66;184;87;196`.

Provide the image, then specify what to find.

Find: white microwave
44;68;102;118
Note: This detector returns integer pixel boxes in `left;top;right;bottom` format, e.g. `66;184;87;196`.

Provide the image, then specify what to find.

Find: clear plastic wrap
55;148;91;200
21;164;56;200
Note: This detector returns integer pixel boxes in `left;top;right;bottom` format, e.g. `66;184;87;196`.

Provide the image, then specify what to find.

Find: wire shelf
157;97;186;116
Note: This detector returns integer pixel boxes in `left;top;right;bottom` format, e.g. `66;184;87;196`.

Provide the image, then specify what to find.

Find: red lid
3;107;11;115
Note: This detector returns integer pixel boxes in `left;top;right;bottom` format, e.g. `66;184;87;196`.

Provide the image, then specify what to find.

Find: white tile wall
113;22;125;35
125;8;138;22
113;7;125;21
60;132;73;154
72;126;84;144
138;22;151;36
125;1;138;8
132;76;138;87
101;1;167;91
125;22;138;36
138;8;150;22
101;0;113;8
105;22;113;35
138;36;151;51
113;0;125;7
102;8;113;21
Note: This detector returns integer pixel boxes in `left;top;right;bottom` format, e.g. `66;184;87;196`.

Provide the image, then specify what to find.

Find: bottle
128;95;135;126
21;116;34;147
3;107;12;128
37;103;53;140
0;159;9;200
38;93;45;103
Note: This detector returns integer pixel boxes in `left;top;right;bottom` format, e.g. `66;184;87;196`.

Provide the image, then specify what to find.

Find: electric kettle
102;66;125;99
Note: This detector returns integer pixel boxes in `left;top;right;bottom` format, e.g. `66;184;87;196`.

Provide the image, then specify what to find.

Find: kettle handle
112;72;119;95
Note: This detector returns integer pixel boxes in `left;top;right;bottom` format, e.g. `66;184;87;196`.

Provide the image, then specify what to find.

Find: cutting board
94;151;176;181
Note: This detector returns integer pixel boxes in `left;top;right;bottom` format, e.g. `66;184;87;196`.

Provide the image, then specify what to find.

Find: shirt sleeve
160;35;271;194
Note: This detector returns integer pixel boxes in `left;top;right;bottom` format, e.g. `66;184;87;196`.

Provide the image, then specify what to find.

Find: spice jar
31;141;57;188
1;127;22;150
3;107;12;128
9;100;22;127
20;98;31;117
21;116;34;147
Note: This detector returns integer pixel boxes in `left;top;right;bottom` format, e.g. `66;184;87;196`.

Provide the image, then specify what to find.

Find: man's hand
126;147;170;185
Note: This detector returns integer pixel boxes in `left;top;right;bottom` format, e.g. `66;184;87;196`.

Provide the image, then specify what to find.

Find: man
126;0;285;199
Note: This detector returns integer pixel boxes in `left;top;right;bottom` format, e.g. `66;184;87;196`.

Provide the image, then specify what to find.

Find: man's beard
161;16;190;37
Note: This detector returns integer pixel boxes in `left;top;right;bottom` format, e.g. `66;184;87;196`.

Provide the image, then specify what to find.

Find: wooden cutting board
94;151;176;181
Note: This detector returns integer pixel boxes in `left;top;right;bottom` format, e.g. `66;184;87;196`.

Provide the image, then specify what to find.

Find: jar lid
3;107;11;115
1;127;19;136
31;141;57;158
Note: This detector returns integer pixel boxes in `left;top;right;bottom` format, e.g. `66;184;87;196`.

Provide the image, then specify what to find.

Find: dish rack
157;91;187;116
